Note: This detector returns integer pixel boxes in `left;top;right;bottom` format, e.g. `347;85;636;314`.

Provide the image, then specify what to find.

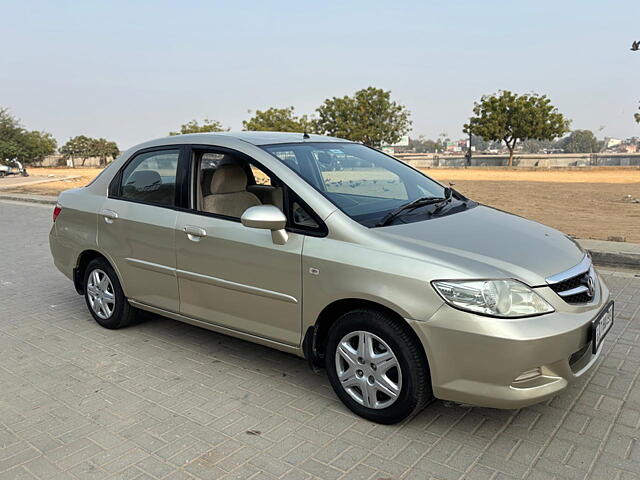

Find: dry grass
7;167;103;196
423;167;640;184
425;168;640;243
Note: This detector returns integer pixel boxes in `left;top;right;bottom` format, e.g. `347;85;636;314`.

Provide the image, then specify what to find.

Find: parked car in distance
50;132;613;423
0;159;29;177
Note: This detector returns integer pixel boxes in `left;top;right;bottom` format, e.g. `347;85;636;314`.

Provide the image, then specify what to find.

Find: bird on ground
631;40;640;51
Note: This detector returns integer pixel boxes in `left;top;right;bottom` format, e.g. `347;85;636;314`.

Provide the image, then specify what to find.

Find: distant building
442;139;463;153
605;137;622;149
620;144;637;153
382;135;410;154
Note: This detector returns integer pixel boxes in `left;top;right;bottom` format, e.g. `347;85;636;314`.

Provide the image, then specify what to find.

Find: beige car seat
203;164;261;217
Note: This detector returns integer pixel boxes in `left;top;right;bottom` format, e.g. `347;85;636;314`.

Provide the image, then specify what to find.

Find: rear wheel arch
74;250;124;295
306;299;429;371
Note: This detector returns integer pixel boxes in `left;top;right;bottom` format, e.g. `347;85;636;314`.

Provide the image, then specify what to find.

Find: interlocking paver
1;199;640;479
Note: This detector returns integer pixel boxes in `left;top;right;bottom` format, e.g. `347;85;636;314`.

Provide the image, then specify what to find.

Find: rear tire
84;258;137;329
325;308;432;424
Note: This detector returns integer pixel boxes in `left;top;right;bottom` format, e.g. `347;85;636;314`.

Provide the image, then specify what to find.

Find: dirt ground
3;167;104;196
6;166;640;243
425;168;640;243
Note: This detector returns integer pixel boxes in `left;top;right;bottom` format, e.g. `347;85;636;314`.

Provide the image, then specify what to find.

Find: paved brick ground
1;199;639;480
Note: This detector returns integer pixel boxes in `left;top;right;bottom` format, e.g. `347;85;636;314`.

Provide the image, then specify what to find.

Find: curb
577;239;640;269
589;251;640;269
0;194;58;205
2;193;639;269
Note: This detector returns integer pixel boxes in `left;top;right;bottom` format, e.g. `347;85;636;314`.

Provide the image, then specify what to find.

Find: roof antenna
303;131;310;139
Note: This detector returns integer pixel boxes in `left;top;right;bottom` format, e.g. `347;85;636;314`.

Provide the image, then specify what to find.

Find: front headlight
431;279;554;318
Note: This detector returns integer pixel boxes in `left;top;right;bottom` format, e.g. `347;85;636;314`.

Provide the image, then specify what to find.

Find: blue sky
1;0;638;148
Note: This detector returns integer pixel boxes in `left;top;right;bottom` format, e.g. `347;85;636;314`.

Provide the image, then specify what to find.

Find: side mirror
241;205;288;245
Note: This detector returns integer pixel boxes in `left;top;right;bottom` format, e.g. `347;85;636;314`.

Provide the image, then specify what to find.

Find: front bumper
408;277;611;409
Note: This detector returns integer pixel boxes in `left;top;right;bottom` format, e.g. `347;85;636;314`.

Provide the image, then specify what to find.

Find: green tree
59;135;93;167
0;108;57;165
0;108;24;163
470;134;490;152
464;91;570;166
169;118;227;135
557;130;603;153
90;138;120;166
520;138;556;153
315;87;411;147
60;136;120;167
635;103;640;123
22;131;58;163
242;106;317;133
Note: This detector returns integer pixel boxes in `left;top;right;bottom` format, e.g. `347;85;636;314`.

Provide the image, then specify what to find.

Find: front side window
194;151;283;220
262;143;465;227
192;149;324;234
120;150;179;206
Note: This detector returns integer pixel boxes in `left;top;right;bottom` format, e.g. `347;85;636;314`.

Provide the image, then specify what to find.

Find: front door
175;149;303;346
98;148;181;312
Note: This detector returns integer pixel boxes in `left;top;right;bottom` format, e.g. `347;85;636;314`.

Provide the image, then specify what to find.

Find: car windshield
262;142;460;227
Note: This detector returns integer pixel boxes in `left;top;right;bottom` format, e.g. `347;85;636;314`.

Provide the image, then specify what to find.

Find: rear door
98;147;184;312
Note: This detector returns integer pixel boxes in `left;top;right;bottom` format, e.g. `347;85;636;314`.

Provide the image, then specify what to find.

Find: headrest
211;164;248;194
126;170;161;192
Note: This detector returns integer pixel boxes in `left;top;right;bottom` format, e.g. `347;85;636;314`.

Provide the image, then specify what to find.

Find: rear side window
119;150;179;206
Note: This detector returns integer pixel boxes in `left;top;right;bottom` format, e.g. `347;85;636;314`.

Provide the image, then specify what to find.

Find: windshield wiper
375;191;450;227
430;187;454;216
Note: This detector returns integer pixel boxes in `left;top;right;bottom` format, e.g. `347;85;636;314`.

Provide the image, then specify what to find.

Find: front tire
325;308;432;424
84;258;137;329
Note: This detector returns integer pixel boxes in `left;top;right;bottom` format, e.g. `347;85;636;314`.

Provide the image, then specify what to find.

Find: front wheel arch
308;299;429;372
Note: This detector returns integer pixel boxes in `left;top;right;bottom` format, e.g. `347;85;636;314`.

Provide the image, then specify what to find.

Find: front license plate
592;301;614;354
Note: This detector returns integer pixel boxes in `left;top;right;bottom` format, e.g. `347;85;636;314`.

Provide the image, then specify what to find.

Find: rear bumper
49;227;74;281
408;279;611;409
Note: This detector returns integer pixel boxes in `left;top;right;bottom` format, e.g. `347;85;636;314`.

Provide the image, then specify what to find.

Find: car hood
374;205;584;286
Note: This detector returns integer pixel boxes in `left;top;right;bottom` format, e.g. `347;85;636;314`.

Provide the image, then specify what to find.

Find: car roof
206;131;351;146
128;131;352;152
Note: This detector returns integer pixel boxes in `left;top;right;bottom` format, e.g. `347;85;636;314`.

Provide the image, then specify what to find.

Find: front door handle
183;225;207;241
101;209;119;223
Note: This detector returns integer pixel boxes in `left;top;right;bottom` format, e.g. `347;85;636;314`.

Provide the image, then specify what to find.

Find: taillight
53;204;62;222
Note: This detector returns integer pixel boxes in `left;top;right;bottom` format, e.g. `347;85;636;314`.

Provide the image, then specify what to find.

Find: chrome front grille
546;256;596;304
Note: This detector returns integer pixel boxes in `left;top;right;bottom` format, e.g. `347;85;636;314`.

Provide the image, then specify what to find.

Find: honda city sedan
50;132;613;423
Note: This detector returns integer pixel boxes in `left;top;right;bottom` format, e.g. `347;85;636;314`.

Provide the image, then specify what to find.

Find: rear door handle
183;225;207;240
101;209;119;223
